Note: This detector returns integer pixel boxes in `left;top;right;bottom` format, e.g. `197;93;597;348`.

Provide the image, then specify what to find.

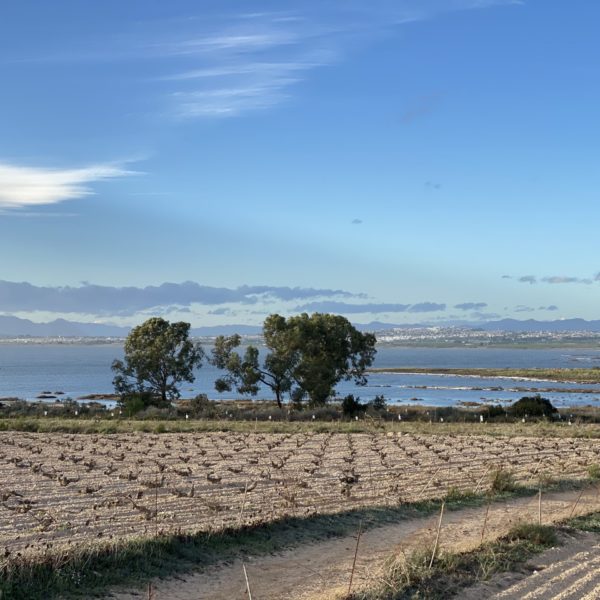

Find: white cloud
0;162;135;209
12;2;521;120
159;1;520;119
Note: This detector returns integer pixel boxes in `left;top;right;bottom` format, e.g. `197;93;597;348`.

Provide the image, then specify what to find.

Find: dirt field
461;528;600;599
1;430;599;564
111;487;600;600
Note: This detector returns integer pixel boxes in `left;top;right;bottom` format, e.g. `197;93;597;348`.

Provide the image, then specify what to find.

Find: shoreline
369;367;600;384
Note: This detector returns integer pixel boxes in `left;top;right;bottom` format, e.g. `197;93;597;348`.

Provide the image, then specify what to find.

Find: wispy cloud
518;275;537;284
408;302;446;312
16;2;518;120
163;17;340;119
515;305;535;312
295;300;447;314
454;302;487;310
0;162;135;210
541;275;592;285
164;2;519;118
510;274;595;285
296;301;411;314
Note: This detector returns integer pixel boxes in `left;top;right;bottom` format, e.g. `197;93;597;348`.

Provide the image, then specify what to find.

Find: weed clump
506;522;557;546
490;468;517;494
588;463;600;480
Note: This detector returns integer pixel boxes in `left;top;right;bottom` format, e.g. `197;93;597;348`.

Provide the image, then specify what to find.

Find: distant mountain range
2;315;600;338
0;315;264;338
477;318;600;333
0;316;130;337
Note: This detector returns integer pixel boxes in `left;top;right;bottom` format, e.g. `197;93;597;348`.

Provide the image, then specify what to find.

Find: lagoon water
1;343;600;408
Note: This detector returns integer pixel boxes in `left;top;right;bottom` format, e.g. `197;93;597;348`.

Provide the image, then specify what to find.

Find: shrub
137;406;172;420
190;393;210;416
369;394;387;411
342;394;365;417
490;468;517;493
121;395;146;417
588;464;600;480
509;395;557;418
507;522;557;546
118;391;156;414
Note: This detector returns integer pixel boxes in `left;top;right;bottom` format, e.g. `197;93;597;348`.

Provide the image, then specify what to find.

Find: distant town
2;326;600;348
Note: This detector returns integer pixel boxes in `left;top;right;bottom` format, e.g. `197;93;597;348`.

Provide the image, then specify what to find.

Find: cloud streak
164;2;519;118
0;280;361;316
454;302;487;311
9;2;521;120
295;300;446;314
0;162;135;210
509;274;595;285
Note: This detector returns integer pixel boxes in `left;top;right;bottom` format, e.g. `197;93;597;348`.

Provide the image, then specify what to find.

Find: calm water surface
1;344;600;408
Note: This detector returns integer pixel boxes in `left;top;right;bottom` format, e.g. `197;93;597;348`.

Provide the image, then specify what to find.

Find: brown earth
2;430;598;564
461;529;600;599
108;486;600;600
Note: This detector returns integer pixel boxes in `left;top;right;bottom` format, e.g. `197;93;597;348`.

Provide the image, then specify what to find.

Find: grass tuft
490;468;517;493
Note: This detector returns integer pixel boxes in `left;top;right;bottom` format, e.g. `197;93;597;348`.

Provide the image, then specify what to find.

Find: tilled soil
461;529;600;599
2;430;599;563
109;486;600;600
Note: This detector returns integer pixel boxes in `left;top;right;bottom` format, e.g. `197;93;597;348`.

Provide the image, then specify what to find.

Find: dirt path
109;486;600;600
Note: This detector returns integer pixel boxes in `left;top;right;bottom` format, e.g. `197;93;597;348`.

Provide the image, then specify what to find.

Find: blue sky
1;0;599;327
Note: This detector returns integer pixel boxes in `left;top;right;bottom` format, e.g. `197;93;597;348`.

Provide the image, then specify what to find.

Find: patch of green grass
505;522;557;546
588;464;600;480
567;510;600;533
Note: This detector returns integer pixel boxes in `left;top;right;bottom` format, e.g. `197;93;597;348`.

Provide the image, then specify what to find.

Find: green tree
211;314;298;408
288;313;377;406
112;317;203;406
212;313;376;408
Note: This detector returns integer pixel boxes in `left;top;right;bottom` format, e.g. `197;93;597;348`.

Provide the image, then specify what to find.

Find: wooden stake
480;498;491;544
538;488;542;526
347;520;363;596
243;562;253;600
429;502;445;569
155;472;159;538
418;467;441;500
147;582;152;600
474;465;491;494
569;487;586;519
238;480;249;527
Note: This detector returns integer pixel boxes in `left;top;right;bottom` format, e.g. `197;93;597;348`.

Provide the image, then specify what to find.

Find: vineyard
0;431;599;564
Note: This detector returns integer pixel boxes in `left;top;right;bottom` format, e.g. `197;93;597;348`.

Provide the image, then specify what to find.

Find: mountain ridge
2;315;600;337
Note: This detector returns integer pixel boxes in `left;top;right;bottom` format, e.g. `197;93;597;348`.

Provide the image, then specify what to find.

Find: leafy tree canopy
211;314;297;408
112;317;203;406
288;312;377;406
211;312;376;408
